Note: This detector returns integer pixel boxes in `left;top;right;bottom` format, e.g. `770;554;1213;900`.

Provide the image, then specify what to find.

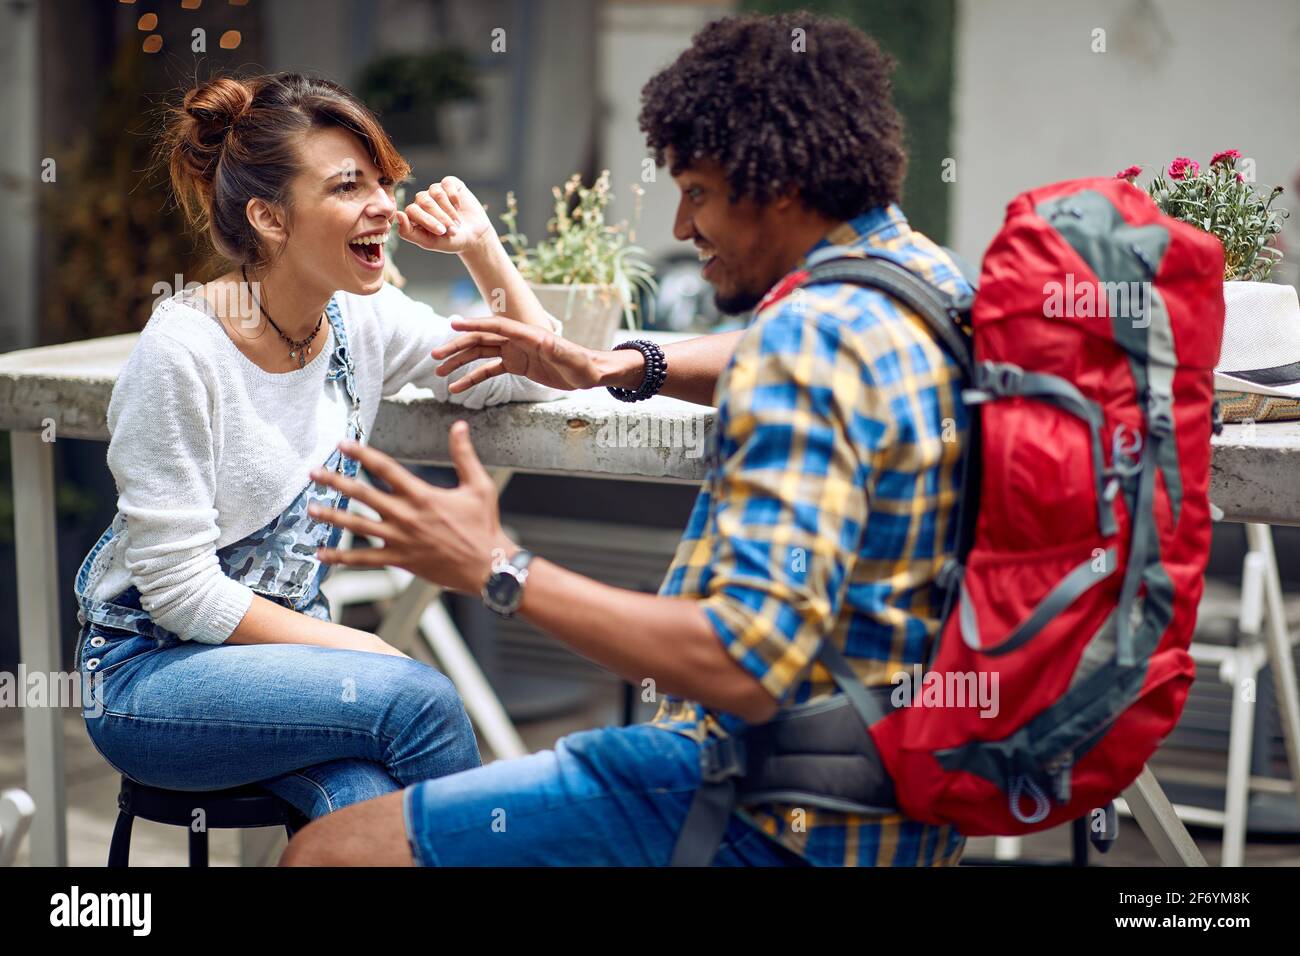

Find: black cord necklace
241;265;323;369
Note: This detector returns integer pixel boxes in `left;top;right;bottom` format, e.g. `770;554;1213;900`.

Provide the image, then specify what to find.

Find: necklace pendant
289;350;296;360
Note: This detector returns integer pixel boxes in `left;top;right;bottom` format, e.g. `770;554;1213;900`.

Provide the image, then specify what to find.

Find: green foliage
356;49;479;116
743;0;956;242
499;171;657;329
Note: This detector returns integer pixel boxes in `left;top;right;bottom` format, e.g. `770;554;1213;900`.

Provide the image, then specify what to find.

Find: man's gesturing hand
430;316;608;395
307;422;516;594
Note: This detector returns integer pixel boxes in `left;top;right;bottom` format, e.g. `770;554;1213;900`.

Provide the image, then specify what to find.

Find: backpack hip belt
670;642;901;867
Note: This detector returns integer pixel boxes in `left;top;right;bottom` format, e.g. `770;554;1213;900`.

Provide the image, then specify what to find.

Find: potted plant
498;170;656;351
1118;152;1296;421
356;49;479;148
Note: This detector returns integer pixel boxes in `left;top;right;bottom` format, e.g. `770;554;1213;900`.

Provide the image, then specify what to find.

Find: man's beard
713;286;763;316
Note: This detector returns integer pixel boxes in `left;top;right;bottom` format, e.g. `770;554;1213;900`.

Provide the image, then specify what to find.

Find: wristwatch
482;549;534;618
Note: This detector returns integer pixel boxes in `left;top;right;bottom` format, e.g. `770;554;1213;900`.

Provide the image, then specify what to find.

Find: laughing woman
72;72;560;823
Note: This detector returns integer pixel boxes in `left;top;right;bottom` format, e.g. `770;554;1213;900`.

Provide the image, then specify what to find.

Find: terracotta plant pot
529;283;627;351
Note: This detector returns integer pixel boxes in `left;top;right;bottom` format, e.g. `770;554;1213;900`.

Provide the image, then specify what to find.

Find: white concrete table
1;331;1296;866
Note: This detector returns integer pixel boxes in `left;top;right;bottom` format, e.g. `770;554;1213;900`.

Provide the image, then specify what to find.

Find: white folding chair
0;788;36;866
1170;523;1300;865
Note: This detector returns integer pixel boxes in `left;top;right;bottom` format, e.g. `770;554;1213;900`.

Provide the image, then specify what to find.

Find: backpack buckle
936;558;964;594
1146;391;1173;439
699;736;747;784
1111;424;1144;477
977;361;1024;397
997;364;1025;396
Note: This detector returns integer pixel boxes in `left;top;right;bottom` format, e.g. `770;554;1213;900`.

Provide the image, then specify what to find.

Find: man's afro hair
638;10;908;221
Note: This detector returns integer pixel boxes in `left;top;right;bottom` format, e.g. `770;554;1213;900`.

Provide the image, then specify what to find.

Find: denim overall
72;294;363;673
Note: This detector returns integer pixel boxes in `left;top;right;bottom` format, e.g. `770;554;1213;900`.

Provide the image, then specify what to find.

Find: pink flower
1211;148;1242;168
1168;156;1200;181
1236;173;1245;182
1115;164;1142;181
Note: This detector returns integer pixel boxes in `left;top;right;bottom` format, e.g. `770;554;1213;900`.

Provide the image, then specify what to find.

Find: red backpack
864;176;1225;834
670;177;1225;865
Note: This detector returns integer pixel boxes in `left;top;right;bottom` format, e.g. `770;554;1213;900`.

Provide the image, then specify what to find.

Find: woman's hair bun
163;76;256;233
181;76;254;151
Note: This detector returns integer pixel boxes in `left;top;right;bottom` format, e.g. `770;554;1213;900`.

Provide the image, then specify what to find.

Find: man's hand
397;176;495;256
430;316;618;395
307;422;514;594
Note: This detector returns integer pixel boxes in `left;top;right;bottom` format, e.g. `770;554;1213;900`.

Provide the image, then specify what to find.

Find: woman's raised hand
430;317;605;394
397;176;494;255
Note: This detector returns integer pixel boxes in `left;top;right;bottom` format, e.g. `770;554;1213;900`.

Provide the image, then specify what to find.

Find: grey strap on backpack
669;735;748;867
802;250;980;638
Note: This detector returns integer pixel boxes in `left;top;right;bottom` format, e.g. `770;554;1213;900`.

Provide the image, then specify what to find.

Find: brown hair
160;72;411;270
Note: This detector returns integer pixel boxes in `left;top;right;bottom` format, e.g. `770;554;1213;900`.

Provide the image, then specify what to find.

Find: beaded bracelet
606;339;669;403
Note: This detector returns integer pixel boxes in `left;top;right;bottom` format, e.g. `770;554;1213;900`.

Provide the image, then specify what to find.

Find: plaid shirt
652;204;972;866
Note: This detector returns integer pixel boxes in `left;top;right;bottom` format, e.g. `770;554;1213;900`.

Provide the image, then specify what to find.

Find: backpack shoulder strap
799;248;975;378
798;248;981;654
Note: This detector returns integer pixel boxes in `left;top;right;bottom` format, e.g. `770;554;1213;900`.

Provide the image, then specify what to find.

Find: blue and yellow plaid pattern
653;204;973;866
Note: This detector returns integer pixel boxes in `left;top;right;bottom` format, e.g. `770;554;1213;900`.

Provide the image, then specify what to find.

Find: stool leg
1070;816;1089;866
107;811;134;868
188;825;209;868
1246;525;1300;822
284;808;309;841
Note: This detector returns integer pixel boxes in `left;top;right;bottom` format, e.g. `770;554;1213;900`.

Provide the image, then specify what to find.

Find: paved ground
5;691;1300;867
5;585;1300;868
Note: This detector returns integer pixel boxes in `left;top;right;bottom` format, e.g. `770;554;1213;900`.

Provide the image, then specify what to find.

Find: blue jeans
76;622;482;819
402;724;807;866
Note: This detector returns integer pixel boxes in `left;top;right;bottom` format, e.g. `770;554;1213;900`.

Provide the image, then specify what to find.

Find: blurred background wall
950;0;1300;284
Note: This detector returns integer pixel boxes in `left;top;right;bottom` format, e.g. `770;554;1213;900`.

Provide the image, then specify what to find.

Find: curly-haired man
283;10;974;867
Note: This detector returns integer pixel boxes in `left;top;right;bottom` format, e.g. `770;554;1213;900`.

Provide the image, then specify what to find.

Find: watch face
485;569;521;609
